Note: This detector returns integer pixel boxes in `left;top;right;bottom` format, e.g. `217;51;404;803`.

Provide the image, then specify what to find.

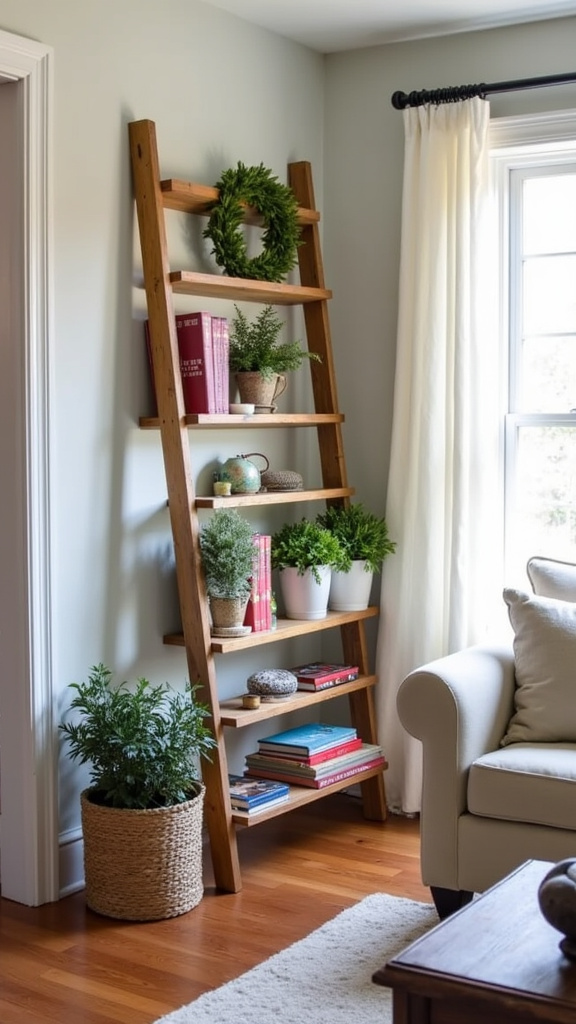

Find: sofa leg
431;886;474;919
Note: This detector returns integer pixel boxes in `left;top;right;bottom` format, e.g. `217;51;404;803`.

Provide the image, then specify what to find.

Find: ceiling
199;0;576;52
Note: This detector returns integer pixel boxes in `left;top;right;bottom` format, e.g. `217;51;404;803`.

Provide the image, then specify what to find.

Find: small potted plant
229;304;320;410
271;517;346;620
59;664;216;921
199;507;256;632
316;503;397;611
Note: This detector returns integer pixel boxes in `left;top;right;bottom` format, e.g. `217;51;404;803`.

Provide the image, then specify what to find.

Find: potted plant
229;304;320;410
271;518;346;620
199;507;256;632
59;664;216;921
316;503;397;611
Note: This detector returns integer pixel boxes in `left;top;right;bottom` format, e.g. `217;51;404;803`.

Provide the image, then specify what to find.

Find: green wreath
203;162;302;283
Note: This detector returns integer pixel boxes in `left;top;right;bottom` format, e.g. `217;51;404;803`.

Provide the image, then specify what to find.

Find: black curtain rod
391;70;576;109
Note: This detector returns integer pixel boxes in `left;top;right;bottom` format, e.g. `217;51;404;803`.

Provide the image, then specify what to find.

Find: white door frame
0;29;56;904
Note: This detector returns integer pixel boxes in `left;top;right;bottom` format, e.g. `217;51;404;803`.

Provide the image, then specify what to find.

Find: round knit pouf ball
247;669;298;701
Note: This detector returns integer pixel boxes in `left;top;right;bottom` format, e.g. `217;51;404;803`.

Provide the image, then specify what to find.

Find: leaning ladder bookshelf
128;119;387;893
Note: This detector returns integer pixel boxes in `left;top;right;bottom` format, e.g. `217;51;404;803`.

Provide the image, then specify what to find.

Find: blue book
257;722;357;755
228;774;290;807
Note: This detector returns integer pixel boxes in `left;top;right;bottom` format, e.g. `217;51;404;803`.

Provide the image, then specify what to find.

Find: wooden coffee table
373;859;576;1023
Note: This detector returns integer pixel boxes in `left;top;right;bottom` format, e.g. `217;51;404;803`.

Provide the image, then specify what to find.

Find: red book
292;663;360;687
260;534;271;630
248;736;363;766
244;535;262;632
175;311;216;414
245;754;387;790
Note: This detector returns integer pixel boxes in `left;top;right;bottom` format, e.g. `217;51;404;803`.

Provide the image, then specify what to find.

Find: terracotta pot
209;595;249;629
235;371;287;410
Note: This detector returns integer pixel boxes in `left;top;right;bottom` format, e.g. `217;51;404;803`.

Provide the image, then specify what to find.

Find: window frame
490;110;576;581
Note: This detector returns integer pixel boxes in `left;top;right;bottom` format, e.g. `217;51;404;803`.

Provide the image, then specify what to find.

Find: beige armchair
397;556;576;918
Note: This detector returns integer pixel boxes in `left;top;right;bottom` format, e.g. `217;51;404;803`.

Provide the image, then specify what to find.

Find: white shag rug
152;893;438;1024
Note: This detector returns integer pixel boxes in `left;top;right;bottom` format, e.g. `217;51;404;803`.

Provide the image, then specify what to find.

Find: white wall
0;0;324;894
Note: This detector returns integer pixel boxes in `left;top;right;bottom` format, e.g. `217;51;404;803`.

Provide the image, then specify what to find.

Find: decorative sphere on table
538;858;576;960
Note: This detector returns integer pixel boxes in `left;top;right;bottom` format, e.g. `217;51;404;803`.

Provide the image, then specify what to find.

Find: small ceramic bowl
229;403;255;415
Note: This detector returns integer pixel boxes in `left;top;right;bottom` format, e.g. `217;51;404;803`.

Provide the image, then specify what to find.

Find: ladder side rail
129;119;242;891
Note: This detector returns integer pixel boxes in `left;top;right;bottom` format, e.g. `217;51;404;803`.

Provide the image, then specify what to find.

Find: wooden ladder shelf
129;119;387;893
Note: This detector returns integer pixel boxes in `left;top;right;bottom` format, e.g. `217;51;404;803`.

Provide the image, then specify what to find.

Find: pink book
244;535;262;632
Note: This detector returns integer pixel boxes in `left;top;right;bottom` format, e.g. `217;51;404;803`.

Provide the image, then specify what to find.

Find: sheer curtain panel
376;98;501;814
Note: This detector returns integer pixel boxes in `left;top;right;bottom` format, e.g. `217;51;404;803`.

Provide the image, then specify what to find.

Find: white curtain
376;97;501;814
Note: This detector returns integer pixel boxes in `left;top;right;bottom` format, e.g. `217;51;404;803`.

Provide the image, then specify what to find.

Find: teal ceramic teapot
221;453;269;494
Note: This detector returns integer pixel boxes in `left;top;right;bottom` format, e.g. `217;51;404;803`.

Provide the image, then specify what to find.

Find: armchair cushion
502;588;576;745
469;742;576;829
527;555;576;600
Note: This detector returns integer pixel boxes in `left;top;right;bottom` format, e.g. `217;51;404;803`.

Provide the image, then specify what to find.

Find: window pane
507;425;576;574
519;336;576;412
523;255;576;335
523;175;576;254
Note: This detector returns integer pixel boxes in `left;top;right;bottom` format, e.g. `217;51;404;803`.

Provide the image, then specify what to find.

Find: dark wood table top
374;860;576;1023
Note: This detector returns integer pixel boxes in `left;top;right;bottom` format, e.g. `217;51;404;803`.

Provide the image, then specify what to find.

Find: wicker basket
80;784;205;921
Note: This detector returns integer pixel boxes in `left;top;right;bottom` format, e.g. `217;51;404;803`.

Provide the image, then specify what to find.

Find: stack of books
291;662;359;691
228;774;290;814
244;722;386;790
145;311;230;415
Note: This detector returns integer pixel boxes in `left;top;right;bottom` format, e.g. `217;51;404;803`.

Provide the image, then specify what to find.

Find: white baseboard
58;827;85;897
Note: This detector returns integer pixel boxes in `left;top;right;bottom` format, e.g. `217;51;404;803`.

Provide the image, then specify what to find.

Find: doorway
0;29;57;905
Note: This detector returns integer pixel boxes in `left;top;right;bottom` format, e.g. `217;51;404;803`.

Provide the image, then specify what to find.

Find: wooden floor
0;794;429;1024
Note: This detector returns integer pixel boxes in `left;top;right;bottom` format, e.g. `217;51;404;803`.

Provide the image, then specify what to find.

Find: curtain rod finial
391;91;408;110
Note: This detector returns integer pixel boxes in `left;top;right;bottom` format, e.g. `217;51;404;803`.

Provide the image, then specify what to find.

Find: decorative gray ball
538;858;576;960
247;669;298;699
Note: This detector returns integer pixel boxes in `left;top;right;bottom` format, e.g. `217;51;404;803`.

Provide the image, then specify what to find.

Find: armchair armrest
397;644;515;889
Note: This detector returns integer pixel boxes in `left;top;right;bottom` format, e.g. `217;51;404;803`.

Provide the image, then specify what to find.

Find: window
492;115;576;584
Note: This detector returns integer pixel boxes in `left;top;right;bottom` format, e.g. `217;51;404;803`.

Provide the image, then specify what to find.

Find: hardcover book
228;774;289;807
257;722;358;756
175;311;217;414
245;752;386;790
245;743;383;779
248;736;363;766
292;663;359;687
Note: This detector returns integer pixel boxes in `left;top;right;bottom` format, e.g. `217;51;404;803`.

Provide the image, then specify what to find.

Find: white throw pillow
527;555;576;601
502;587;576;746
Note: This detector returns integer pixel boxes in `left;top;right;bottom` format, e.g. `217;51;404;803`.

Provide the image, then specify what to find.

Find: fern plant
316;503;396;574
199;508;255;598
59;665;216;809
229;304;320;379
271;518;346;584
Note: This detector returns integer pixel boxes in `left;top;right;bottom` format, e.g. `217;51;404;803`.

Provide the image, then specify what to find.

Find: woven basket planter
80;784;205;921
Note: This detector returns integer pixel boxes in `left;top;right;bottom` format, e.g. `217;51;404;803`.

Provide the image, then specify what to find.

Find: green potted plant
271;517;346;620
59;664;216;921
199;507;256;632
316;503;397;611
229;304;320;411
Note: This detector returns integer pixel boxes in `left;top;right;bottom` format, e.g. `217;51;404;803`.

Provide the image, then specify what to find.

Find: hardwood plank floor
0;794;429;1024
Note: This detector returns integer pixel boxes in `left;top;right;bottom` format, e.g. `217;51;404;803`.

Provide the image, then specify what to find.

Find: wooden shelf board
231;763;388;826
195;487;354;509
160;178;320;225
164;607;379;654
220;676;377;727
169;271;331;305
139;412;344;429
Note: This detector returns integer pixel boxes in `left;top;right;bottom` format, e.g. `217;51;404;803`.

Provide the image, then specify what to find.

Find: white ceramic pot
279;565;332;620
329;559;374;611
